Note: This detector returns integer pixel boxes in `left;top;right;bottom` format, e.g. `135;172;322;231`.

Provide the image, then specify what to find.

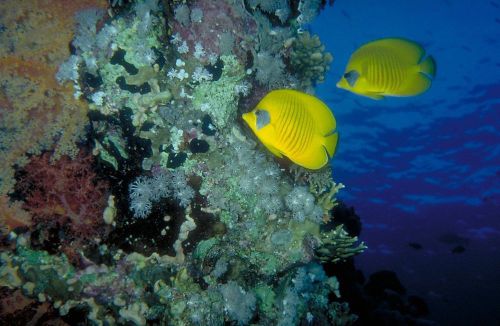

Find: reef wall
0;1;365;324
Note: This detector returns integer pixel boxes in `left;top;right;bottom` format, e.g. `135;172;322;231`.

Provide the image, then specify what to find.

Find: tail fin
324;130;339;158
420;55;436;79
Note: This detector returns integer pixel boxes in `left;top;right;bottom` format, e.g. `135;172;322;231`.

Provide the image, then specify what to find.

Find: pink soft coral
171;0;257;62
18;150;109;241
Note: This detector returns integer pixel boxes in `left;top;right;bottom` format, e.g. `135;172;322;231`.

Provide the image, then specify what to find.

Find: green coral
193;237;220;261
7;243;82;301
192;55;246;130
94;131;130;170
254;284;276;315
113;13;165;68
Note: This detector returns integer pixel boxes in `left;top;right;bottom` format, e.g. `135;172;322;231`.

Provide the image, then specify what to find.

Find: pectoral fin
263;142;283;158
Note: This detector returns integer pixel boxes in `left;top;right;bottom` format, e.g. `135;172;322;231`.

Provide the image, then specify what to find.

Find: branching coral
288;164;345;217
289;31;333;88
313;180;346;215
316;225;367;263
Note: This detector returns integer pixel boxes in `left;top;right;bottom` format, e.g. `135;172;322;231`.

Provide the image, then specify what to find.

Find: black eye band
344;70;359;87
256;109;270;130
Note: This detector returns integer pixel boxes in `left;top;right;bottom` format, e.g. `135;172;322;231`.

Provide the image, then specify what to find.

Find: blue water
312;1;500;324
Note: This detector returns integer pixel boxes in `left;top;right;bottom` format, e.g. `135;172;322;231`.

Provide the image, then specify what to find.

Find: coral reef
1;232;360;325
0;0;365;325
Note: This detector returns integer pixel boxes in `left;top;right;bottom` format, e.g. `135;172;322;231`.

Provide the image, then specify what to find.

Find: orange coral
0;0;108;65
0;0;108;195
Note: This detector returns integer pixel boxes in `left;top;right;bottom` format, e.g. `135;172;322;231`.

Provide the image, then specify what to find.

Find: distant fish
242;89;338;170
408;242;423;250
337;38;436;99
451;245;466;254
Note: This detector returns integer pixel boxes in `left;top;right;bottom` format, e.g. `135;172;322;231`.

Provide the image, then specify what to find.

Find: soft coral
18;150;109;242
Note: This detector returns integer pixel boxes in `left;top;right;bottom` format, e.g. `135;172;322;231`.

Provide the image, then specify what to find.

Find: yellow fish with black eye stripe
337;38;436;99
242;89;338;170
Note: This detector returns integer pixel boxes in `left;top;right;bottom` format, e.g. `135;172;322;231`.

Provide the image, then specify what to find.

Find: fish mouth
242;112;253;126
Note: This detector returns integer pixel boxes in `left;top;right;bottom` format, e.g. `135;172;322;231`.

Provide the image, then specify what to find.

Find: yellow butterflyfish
337;38;436;99
242;89;338;170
